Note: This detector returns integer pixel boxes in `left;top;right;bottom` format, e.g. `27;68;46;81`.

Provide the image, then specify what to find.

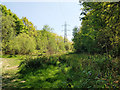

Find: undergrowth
17;53;120;88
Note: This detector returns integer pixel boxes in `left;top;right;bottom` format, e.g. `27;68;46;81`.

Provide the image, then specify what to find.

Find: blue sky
1;2;82;41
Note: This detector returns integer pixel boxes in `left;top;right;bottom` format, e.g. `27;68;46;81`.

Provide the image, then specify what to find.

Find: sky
1;1;83;41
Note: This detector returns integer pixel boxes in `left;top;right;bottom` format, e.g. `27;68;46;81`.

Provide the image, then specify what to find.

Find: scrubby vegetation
2;53;120;88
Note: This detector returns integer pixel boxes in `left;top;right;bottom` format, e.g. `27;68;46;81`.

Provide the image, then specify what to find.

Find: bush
9;33;36;54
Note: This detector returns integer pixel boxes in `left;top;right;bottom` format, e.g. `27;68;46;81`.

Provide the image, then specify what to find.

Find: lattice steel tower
62;21;70;43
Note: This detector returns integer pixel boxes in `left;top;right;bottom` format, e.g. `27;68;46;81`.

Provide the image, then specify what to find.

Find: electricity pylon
62;21;70;43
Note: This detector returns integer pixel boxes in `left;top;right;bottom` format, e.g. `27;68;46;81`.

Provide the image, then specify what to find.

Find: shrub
14;33;36;54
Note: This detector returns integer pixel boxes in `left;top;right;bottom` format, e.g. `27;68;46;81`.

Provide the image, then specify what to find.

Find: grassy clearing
2;53;120;88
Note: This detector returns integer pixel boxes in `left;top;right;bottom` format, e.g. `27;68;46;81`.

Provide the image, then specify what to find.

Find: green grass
2;53;120;88
1;55;27;59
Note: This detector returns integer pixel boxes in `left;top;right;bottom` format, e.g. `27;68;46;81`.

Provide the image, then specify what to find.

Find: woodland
1;1;120;89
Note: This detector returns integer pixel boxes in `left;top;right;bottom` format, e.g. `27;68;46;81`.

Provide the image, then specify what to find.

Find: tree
2;15;16;54
22;17;37;37
73;27;78;37
73;2;120;55
1;4;72;55
42;25;53;32
14;33;36;54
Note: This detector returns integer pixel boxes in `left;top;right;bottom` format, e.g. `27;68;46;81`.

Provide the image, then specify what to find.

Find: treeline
1;4;72;55
73;2;120;56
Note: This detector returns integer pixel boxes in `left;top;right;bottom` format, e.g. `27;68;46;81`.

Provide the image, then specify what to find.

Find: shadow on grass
2;73;26;89
2;54;120;88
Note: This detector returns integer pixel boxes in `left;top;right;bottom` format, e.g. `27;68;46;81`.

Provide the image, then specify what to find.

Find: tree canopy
1;4;72;55
73;2;120;56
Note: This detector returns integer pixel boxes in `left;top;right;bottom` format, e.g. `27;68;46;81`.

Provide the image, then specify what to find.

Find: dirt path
2;58;24;88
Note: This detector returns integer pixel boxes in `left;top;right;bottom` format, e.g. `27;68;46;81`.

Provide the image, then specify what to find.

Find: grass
2;58;21;74
2;53;120;88
1;55;27;60
2;57;25;88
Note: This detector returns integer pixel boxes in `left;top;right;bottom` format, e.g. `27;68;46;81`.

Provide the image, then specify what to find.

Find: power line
62;21;70;43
